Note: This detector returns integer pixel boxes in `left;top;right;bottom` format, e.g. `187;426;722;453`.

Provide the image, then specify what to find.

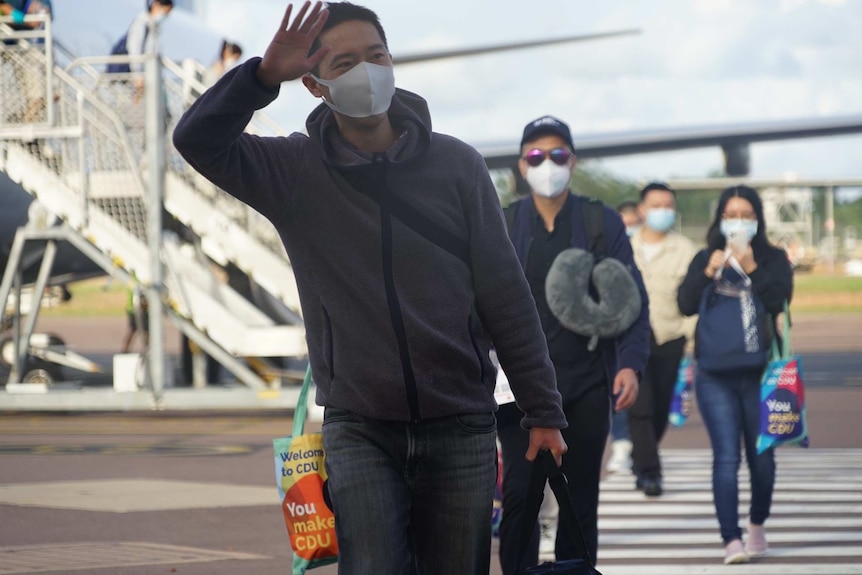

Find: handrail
65;54;150;72
0;12;53;126
159;56;289;137
48;65;145;193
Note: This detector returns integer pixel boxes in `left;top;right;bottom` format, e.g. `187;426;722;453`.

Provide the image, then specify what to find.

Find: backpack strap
581;197;606;258
503;203;517;238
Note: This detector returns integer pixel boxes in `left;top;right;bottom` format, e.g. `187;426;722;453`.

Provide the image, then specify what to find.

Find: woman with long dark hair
678;185;793;564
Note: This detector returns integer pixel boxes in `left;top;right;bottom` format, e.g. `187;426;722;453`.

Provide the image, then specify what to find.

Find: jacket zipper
375;155;421;422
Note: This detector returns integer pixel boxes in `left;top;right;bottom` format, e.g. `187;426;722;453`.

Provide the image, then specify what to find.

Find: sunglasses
522;147;573;167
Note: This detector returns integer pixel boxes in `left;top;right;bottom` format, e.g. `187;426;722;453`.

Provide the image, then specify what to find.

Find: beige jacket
631;230;698;346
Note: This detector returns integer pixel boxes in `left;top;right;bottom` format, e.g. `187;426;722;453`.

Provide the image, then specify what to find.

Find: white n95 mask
526;162;572;198
312;62;396;118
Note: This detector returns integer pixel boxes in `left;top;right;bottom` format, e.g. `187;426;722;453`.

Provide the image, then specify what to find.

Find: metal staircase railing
0;16;307;395
56;47;303;318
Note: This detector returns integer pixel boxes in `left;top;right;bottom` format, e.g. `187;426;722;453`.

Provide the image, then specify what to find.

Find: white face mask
525;162;572;198
223;56;240;71
720;218;758;251
312;62;395;118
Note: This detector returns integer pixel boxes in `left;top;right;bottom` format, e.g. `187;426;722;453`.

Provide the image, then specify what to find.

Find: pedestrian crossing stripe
602;481;861;491
637;448;862;456
601;491;862;502
598;502;862;514
589;448;862;573
603;566;862;575
599;517;862;529
602;530;862;545
600;546;862;559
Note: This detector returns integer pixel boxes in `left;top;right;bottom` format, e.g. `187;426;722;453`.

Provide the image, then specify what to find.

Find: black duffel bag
517;450;602;575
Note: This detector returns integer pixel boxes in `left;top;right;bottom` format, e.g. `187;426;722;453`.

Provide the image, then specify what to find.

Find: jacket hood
305;88;432;166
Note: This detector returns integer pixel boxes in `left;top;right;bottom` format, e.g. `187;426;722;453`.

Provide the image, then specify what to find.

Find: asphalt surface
4;312;861;390
0;313;860;574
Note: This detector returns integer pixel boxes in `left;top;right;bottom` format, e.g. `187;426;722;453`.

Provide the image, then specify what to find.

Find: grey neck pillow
545;248;641;348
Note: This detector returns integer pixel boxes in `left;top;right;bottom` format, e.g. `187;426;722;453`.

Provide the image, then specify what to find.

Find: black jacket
678;245;794;318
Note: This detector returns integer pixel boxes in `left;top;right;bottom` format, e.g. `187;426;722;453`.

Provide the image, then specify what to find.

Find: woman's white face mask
312;62;396;118
525;161;572;198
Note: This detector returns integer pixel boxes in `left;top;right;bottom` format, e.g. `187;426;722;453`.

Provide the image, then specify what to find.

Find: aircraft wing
479;114;862;172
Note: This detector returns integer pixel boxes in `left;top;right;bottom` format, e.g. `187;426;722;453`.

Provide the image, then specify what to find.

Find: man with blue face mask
174;3;567;573
628;182;697;496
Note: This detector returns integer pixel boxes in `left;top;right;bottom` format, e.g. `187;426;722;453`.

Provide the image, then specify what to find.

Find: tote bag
273;367;338;574
757;302;810;454
668;356;695;427
517;451;602;575
696;256;770;373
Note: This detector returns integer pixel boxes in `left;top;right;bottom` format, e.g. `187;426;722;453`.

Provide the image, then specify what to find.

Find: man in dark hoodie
173;2;567;574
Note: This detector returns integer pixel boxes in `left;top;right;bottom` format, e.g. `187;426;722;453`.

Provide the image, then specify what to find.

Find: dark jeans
696;368;776;544
629;335;686;478
497;385;610;575
322;408;498;575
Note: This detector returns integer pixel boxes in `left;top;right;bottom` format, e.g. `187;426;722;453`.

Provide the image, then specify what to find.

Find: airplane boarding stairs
0;21;310;405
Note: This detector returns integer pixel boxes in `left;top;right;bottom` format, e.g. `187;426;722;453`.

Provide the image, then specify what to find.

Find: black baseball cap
520;115;575;151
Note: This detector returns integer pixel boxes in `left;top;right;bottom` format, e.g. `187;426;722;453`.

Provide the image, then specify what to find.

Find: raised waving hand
257;2;330;87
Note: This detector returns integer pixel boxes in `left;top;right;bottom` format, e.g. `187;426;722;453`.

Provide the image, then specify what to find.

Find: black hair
148;0;173;11
705;185;771;257
616;200;639;213
310;2;388;56
222;41;242;57
639;181;676;201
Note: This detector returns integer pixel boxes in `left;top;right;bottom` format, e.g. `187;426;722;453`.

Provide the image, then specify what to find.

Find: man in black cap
496;115;651;573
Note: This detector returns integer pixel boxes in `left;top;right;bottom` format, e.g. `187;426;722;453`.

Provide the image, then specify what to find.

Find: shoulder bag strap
291;365;313;437
326;165;471;268
503;203;517;237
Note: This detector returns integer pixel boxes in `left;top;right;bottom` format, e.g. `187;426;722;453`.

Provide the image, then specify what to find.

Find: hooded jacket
173;58;566;429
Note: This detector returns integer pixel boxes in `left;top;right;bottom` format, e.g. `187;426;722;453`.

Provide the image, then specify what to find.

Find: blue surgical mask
625;225;641;238
720;218;758;242
645;208;676;233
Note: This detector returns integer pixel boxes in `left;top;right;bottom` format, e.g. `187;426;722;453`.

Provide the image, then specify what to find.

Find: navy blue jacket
507;194;651;386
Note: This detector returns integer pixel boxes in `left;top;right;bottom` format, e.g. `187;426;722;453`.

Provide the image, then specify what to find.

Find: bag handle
517;450;595;569
291;365;313;437
715;250;752;287
770;300;793;360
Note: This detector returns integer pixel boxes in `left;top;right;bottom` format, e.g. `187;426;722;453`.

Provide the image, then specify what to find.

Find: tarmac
0;312;860;574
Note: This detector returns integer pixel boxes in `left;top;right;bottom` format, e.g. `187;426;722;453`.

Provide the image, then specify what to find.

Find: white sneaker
606;439;633;473
724;539;749;564
538;520;556;561
745;522;768;556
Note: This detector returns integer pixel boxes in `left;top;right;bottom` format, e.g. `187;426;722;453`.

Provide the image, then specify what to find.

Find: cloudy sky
63;0;862;183
181;0;862;183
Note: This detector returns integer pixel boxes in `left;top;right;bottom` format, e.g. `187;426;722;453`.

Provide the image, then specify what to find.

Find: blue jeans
696;368;776;544
610;408;629;441
322;408;498;575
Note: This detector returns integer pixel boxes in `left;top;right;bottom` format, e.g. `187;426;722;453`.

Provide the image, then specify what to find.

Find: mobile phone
728;230;749;253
